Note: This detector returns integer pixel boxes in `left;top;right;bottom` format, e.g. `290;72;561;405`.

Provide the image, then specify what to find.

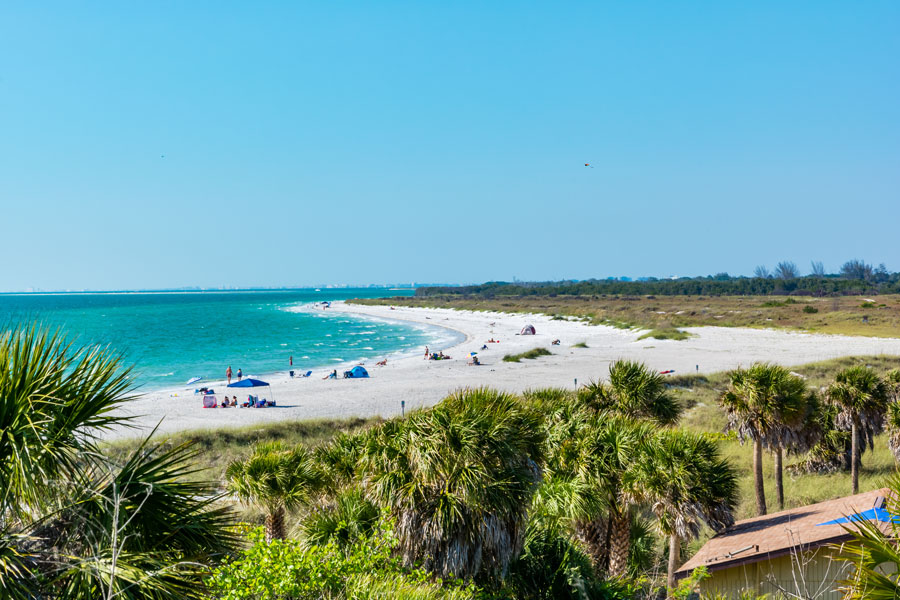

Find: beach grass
352;294;900;337
502;347;553;363
636;328;692;341
571;341;589;348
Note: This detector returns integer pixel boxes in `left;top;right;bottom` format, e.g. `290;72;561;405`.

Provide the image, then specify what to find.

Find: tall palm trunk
265;506;286;542
753;439;767;516
608;511;631;577
851;420;860;494
667;533;680;595
774;447;784;510
575;518;609;574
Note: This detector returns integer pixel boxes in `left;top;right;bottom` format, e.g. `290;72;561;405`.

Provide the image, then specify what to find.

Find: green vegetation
6;324;900;599
637;328;692;341
502;347;553;362
572;341;589;348
0;326;237;599
803;305;819;313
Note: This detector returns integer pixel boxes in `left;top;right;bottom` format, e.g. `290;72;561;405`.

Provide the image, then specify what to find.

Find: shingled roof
676;488;891;576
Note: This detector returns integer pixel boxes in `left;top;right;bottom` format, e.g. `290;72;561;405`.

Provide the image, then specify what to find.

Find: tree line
415;259;900;298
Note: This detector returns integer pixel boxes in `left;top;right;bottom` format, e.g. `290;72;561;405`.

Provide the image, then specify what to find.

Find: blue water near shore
0;289;459;390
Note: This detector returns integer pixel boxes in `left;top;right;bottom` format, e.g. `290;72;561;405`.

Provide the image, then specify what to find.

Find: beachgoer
481;344;488;350
226;366;232;384
231;396;237;407
290;355;293;366
236;368;243;381
424;346;429;359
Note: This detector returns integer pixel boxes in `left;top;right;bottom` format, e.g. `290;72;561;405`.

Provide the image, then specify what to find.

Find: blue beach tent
817;507;900;526
227;378;270;388
346;366;369;378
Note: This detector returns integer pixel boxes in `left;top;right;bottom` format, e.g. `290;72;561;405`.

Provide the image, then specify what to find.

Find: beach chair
301;371;312;378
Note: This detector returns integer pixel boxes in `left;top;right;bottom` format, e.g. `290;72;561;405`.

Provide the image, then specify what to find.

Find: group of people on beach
225;365;242;384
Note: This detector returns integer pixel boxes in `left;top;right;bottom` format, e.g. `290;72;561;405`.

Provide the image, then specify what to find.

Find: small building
676;488;892;599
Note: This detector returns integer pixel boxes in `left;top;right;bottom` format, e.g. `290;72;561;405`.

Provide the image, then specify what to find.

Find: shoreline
109;302;900;440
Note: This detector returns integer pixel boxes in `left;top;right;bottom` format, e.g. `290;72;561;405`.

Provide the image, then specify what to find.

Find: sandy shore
112;302;900;439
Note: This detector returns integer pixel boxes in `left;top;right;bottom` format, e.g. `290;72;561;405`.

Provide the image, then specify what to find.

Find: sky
1;2;898;291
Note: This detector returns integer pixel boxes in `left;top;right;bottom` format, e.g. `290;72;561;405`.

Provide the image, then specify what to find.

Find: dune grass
571;341;589;348
502;347;553;362
637;328;692;341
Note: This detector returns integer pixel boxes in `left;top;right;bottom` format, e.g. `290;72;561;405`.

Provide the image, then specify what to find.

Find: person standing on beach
424;346;429;359
290;355;293;366
226;366;232;384
236;368;243;381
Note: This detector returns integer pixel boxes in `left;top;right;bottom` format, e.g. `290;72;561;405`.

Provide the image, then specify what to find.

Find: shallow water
0;289;458;390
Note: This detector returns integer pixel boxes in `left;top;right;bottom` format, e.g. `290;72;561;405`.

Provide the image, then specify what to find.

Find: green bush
208;524;477;600
861;301;876;308
803;305;819;314
571;342;588;348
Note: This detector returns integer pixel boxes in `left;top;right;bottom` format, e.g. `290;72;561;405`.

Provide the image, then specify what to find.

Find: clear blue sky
2;2;897;291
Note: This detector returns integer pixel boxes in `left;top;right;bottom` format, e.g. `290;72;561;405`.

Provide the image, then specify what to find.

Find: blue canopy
348;366;369;378
817;507;900;526
227;378;270;388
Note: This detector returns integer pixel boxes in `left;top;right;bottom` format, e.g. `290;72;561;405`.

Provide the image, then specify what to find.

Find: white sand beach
115;302;900;439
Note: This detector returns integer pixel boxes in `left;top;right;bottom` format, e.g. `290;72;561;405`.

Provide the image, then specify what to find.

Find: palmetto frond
578;360;681;425
358;387;544;580
827;365;890;442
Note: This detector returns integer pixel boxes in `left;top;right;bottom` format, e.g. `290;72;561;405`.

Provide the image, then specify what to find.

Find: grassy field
352;294;900;337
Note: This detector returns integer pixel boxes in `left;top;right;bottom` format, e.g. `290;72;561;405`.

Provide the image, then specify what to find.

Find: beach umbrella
187;376;203;385
470;352;478;356
817;507;900;526
227;378;270;388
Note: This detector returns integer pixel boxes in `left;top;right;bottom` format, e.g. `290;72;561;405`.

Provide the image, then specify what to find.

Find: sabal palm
542;405;657;578
226;441;323;542
578;360;681;425
632;429;737;592
885;369;900;462
358;387;544;581
719;363;809;515
827;365;891;493
0;326;235;600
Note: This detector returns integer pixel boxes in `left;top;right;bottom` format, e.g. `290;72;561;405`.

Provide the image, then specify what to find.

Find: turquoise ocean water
0;289;460;391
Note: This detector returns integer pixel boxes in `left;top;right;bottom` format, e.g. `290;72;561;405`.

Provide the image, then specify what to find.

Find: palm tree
541;401;657;578
632;429;738;593
719;363;809;515
0;326;236;599
226;441;324;542
358;387;545;581
886;370;900;462
827;366;891;493
578;359;682;425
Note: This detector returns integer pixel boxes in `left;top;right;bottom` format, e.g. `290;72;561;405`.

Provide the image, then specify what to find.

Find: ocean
0;289;460;391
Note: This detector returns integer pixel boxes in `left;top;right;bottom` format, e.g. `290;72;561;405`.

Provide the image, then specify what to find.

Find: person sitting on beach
323;369;337;380
231;396;238;407
468;356;480;366
376;359;387;366
220;398;229;408
552;339;561;346
481;344;488;350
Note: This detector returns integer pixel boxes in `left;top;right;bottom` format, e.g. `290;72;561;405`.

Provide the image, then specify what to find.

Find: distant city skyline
2;2;897;291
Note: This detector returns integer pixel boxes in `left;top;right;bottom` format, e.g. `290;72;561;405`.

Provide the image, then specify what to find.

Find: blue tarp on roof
348;366;369;378
817;507;900;526
227;378;270;388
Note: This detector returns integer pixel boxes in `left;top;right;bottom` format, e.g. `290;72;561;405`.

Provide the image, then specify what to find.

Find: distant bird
161;154;166;158
584;162;593;168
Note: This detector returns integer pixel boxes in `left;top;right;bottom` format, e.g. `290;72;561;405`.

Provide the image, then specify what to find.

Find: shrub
503;348;553;362
571;342;589;348
803;305;819;314
637;328;691;341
